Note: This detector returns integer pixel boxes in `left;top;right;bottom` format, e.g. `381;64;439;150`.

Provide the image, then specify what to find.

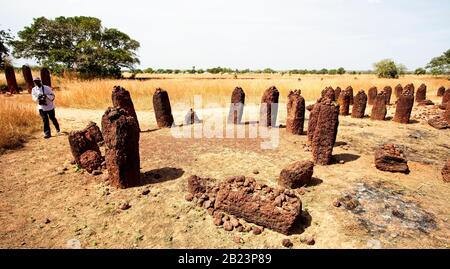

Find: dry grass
51;74;450;110
2;71;449;111
0;97;41;151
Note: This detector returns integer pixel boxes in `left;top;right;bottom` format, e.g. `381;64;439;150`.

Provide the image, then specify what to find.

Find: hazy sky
2;0;449;70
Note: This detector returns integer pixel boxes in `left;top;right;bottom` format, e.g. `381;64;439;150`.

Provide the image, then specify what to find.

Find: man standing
31;77;60;139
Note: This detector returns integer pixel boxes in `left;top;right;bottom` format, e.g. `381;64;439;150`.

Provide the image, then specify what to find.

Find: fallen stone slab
374;144;409;173
428;116;449;129
187;175;303;235
215;176;302;235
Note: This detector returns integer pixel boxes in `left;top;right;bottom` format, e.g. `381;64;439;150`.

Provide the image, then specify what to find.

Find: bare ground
0;98;449;249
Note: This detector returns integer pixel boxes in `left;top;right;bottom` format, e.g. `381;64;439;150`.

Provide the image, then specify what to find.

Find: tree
337;67;346;75
328;69;337;75
414;68;426;75
11;16;140;78
426;49;450;75
0;28;13;69
373;59;405;79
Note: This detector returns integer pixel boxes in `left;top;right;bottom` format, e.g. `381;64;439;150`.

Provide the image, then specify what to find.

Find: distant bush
373;59;406;79
414;68;426;75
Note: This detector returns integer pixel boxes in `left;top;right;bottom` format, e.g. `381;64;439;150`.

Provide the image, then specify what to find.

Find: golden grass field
2;71;449;110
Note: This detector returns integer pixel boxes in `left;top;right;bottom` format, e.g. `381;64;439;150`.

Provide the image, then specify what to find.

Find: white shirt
31;85;56;111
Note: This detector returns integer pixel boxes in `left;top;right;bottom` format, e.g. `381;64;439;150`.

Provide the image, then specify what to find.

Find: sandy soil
0;96;449;249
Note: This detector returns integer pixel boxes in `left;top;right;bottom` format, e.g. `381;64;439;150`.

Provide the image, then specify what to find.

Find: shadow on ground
140;167;184;185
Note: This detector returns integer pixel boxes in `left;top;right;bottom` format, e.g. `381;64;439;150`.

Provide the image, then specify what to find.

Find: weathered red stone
286;90;305;135
437;86;445;97
227;87;245;124
368;87;377;105
40;68;51;87
214;176;302;235
84;121;104;144
442;88;450;105
370;92;387;121
334;87;341;101
428;116;449;129
112;86;140;130
394;84;403;99
338;90;351;116
442;161;450;183
445;101;450;124
79;150;104;173
259;86;279;127
383;86;393;105
279;160;314;188
321;87;335;102
416;84;427;103
68;130;100;164
311;99;340;165
351;90;367;118
153;88;174;128
4;65;18;94
22;65;34;93
374;144;409;173
346;86;354;105
101;107;140;189
393;84;415;124
306;99;321;144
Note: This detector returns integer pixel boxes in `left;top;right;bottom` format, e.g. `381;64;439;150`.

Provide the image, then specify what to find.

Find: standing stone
321;87;335;101
153;88;174;128
338;89;351;116
227;87;245;124
259;86;279;127
442;88;450;105
4;65;18;94
346;86;354;105
112;86;140;130
416;84;427;103
393;84;415;124
445;101;450;124
22;65;34;93
370;92;387;121
311;99;340;165
306;99;321;145
102;107;140;189
40;68;51;87
351;90;367;118
437;86;445;97
368;87;377;105
286;90;305;135
383;86;392;105
394;84;403;99
334;87;341;101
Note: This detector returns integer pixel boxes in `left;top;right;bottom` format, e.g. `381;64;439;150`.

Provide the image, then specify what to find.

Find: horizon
2;0;450;71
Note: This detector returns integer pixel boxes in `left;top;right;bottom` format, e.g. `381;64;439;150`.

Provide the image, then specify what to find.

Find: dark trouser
39;109;60;136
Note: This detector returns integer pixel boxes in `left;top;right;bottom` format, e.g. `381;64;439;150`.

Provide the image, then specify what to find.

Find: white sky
1;0;449;70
